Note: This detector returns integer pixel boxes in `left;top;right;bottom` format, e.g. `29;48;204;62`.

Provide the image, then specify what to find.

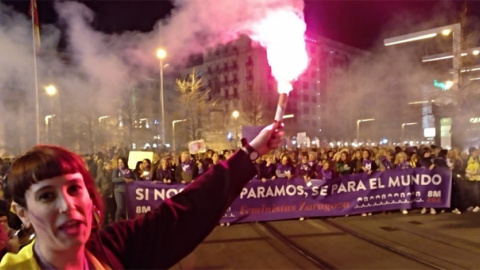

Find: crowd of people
70;143;480;224
1;142;480;258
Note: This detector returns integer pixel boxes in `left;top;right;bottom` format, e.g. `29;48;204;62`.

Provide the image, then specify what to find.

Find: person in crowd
139;158;154;181
95;160;115;226
0;123;283;269
418;147;434;169
326;150;335;162
351;149;363;173
419;147;437;215
93;152;105;181
307;151;318;174
212;152;221;165
0;207;19;259
276;154;294;180
394;151;411;214
295;153;315;183
318;148;327;160
253;156;264;180
335;151;353;176
257;154;276;183
85;155;96;178
223;150;232;159
378;149;395;171
395;151;411;169
112;157;134;221
409;153;419;168
175;152;199;184
156;157;176;184
197;157;211;176
432;149;449;168
317;161;334;181
465;147;480;213
460;150;469;168
448;149;464;214
132;161;144;180
151;153;160;176
361;149;377;175
170;152;180;170
0;158;6;181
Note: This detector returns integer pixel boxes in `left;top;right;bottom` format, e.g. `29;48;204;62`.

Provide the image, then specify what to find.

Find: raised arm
95;123;284;269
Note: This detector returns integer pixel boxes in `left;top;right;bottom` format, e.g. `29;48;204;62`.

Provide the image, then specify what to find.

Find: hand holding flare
274;81;293;124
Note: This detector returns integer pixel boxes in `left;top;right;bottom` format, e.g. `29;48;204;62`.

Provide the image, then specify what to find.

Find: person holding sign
0;123;283;269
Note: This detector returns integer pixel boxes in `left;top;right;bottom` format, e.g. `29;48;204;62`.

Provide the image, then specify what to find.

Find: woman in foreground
0;123;283;269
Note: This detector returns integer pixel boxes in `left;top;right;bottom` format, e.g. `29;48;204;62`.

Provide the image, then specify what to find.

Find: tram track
179;215;479;269
256;217;470;269
321;218;450;270
254;222;336;269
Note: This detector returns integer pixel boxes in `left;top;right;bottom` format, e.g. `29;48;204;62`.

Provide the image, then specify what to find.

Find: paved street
173;210;480;269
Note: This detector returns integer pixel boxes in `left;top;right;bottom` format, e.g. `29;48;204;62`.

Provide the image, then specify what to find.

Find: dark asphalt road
172;210;480;269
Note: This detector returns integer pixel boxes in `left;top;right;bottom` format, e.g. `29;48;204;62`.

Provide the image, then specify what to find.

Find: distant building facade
181;34;366;149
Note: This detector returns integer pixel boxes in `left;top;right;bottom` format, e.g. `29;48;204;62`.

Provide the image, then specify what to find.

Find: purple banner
126;167;451;223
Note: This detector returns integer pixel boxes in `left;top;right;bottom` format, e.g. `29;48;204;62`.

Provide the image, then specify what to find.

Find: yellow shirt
466;157;480;181
0;240;111;270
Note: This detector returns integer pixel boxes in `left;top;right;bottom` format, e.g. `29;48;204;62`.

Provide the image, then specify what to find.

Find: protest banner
125;167;451;223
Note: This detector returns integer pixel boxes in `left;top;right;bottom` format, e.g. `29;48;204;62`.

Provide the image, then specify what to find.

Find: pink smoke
248;9;308;94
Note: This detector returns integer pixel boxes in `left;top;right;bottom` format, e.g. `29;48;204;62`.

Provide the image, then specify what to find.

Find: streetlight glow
384;33;437;46
98;115;110;123
441;29;452;36
445;80;454;90
232;110;239;119
156;49;167;59
44;114;55;125
45;85;57;96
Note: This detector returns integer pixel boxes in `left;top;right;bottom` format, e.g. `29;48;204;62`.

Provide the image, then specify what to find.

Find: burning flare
249;9;308;93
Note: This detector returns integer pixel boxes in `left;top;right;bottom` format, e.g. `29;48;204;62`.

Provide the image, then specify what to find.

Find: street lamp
44;85;57;96
44;85;59;144
45;114;55;144
401;122;418;141
98;115;110;123
232;110;239;119
172;119;187;151
232;110;240;147
384;23;461;91
356;118;375;143
156;48;167;146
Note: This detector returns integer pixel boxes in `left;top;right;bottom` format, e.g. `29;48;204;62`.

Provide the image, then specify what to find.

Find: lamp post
45;114;55;144
44;85;58;143
356;118;375;143
156;48;167;146
401;122;418;141
384;23;461;92
172;119;187;151
232;110;240;147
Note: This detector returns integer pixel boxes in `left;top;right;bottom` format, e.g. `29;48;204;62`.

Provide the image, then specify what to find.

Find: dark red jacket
86;150;255;269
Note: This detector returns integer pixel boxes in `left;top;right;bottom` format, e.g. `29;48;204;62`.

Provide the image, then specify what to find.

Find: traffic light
433;80;453;91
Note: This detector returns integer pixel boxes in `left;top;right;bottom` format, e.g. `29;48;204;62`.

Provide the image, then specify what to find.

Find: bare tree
175;69;215;141
240;88;267;126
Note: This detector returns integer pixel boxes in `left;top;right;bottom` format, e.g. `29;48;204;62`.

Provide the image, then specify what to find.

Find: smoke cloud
0;0;303;154
0;0;478;154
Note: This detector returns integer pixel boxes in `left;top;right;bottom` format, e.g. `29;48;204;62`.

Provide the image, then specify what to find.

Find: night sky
2;0;480;50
